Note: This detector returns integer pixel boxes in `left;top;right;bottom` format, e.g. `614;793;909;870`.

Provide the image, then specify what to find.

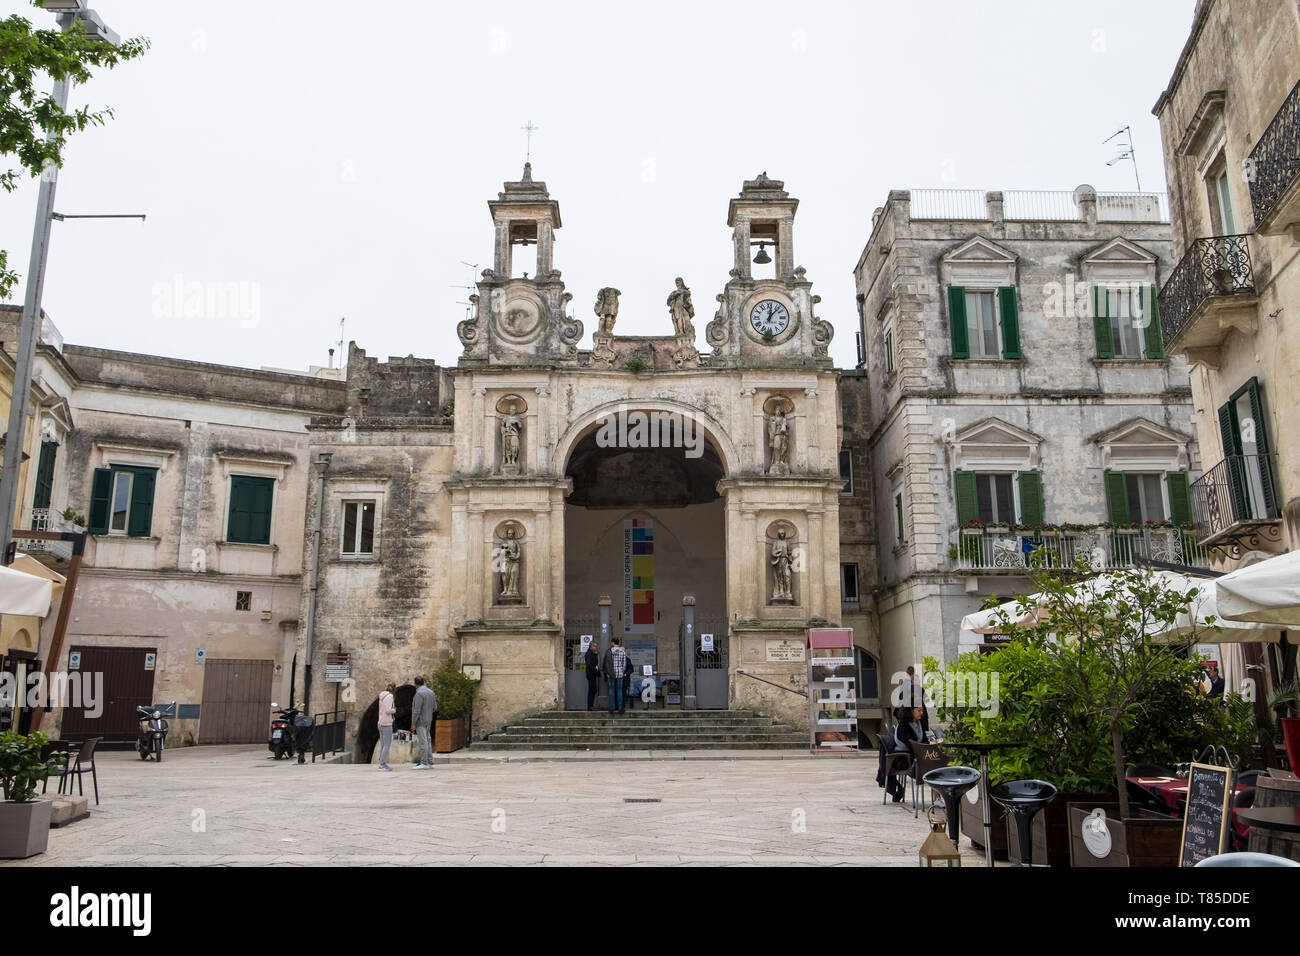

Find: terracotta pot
1282;717;1300;776
0;799;52;859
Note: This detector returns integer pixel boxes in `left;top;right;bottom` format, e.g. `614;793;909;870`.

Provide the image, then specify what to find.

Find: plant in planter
0;731;65;859
1269;681;1300;773
430;655;477;753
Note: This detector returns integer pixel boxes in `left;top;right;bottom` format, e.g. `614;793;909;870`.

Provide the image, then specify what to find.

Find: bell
752;242;772;265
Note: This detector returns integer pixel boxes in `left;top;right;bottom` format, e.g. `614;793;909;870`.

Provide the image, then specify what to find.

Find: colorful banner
624;518;654;633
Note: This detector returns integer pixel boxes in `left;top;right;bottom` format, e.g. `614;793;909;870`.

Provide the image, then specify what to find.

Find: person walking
410;675;438;769
377;682;397;771
584;641;601;711
602;638;627;714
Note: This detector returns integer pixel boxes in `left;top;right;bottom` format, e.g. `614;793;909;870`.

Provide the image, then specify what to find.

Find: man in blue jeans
602;638;627;714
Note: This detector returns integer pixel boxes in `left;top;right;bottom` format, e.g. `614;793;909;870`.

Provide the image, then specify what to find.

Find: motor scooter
135;701;175;762
269;703;315;763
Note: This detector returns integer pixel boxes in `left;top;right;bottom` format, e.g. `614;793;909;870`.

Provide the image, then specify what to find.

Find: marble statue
594;287;621;337
667;277;695;338
501;402;521;470
771;530;794;603
499;528;521;600
768;409;790;474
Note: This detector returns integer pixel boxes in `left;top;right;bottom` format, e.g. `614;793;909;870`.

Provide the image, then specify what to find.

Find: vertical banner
807;628;858;752
624;518;655;633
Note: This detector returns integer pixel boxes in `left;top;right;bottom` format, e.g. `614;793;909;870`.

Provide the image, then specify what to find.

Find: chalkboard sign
1179;762;1232;867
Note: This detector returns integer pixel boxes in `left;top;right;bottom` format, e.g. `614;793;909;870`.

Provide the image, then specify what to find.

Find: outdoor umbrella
0;562;53;616
1215;550;1300;627
960;570;1279;642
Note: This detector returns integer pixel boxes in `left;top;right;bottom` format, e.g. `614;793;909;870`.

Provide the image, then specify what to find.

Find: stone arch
554;398;739;479
355;684;416;765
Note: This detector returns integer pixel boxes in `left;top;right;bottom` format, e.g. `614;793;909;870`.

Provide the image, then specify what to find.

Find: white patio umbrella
0;562;53;616
1215;550;1300;627
960;570;1279;642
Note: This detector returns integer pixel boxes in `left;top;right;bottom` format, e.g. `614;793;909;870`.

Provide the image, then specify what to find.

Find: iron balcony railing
1191;454;1280;541
1248;77;1300;230
951;525;1210;572
1157;235;1255;348
22;507;50;552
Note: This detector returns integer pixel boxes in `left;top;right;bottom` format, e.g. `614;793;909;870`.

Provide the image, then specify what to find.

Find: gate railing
311;710;346;762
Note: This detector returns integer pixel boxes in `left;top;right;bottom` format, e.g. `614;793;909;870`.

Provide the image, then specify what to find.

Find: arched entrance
561;404;730;711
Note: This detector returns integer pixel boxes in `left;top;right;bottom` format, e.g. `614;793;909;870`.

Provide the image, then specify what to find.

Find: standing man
411;675;438;770
1207;663;1225;698
602;638;627;714
584;640;601;711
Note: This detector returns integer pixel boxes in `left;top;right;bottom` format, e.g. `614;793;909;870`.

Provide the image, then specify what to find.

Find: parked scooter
269;703;315;763
135;701;175;762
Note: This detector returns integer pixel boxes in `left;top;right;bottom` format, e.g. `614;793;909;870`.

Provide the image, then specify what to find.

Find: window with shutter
1017;470;1043;526
998;286;1021;358
948;286;969;359
954;470;978;525
33;441;57;510
228;475;275;544
87;465;155;537
1142;285;1164;359
1167;471;1192;526
1104;470;1130;525
88;467;113;534
1093;285;1114;358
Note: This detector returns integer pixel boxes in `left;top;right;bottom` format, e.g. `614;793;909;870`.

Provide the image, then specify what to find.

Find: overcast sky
1;0;1195;374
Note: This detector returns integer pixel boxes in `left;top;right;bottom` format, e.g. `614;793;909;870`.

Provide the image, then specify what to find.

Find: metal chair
1195;851;1300;867
62;736;101;805
39;739;75;795
881;745;912;806
991;779;1058;866
922;766;981;847
908;739;951;819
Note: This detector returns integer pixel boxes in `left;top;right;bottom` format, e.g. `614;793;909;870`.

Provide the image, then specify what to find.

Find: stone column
682;594;697;711
471;388;486;472
807;509;826;615
494;222;511;276
777;218;795;278
537;218;554;275
734;219;752;278
468;509;486;617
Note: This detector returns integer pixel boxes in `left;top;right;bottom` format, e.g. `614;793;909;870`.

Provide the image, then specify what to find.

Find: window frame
974;472;1018;525
226;474;276;546
841;563;860;604
1124;471;1168;524
340;499;378;557
838;450;853;496
964;289;1001;359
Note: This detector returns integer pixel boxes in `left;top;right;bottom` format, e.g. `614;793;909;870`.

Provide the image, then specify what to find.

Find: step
485;733;807;745
50;794;90;828
510;720;784;732
525;710;759;719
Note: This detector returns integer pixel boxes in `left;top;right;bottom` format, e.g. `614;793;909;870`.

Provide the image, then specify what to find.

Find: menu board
1179;763;1232;867
807;628;858;752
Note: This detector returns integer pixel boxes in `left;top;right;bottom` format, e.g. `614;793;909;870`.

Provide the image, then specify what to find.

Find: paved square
6;746;985;866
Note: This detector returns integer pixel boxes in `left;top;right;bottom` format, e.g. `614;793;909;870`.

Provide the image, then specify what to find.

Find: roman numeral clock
704;172;834;366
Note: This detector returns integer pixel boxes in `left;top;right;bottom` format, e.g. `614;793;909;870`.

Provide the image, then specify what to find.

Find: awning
11;552;66;601
0;562;54;617
1216;550;1300;627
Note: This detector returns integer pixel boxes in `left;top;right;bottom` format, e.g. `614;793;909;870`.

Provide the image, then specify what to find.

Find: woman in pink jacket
377;682;397;771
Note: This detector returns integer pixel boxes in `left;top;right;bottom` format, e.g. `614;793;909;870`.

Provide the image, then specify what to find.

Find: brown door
61;646;157;744
200;659;274;744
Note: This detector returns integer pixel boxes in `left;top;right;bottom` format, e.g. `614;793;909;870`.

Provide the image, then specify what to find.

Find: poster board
1179;762;1232;866
807;628;857;752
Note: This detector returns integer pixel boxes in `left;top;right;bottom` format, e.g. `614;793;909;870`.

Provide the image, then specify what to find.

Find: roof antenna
1103;125;1141;191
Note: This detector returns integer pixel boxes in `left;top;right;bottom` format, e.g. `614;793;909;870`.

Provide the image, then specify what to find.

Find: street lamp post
0;3;120;560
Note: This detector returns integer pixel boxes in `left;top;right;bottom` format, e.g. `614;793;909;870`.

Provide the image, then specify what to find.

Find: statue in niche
667;277;695;339
593;287;621;337
768;408;790;475
498;528;522;602
771;530;795;604
501;402;522;473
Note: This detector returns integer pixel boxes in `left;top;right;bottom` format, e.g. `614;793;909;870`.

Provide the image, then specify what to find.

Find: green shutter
228;475;274;544
1093;285;1114;358
1104;470;1130;525
948;286;969;359
1218;400;1247;519
954;470;978;525
1017;470;1044;526
1167;471;1192;526
998;286;1021;358
33;441;57;510
88;467;113;534
1143;285;1164;358
127;467;155;538
1244;378;1278;518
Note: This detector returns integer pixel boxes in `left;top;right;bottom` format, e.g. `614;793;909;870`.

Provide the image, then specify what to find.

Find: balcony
950;525;1210;573
1157;235;1258;356
1191;454;1283;555
1248;77;1300;238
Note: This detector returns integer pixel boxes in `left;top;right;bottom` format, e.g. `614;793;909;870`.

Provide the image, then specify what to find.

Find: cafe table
1237;806;1300;862
940;741;1023;868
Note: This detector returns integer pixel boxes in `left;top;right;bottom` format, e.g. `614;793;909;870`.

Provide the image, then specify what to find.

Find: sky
1;0;1197;374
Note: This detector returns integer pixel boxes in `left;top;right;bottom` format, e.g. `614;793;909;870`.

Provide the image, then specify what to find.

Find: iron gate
693;620;728;710
563;616;598;710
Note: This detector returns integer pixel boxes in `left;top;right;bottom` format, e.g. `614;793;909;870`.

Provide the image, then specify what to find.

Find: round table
940;741;1024;868
1238;806;1300;832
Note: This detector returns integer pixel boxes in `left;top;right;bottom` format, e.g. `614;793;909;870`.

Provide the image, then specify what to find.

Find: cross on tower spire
520;119;539;165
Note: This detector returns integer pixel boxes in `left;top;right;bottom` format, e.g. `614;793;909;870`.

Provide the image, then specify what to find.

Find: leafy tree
962;556;1218;817
1;2;148;298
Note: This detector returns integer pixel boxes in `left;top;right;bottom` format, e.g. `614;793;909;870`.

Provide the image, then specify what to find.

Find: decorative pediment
1081;237;1158;265
1090;417;1192;471
1176;90;1227;164
942;235;1018;265
942;236;1017;288
950;417;1042;471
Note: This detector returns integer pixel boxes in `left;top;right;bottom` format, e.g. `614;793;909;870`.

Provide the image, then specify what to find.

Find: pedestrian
377;682;397;771
410;675;437;769
622;647;635;711
584;640;601;711
602;638;627;714
1206;663;1225;698
900;664;930;735
892;705;927;805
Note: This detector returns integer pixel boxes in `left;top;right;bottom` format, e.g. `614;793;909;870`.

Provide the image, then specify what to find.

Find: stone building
1152;0;1300;696
300;169;850;747
851;187;1203;694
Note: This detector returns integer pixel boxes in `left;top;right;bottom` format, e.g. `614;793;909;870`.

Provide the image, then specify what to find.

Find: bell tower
705;173;834;366
457;164;584;364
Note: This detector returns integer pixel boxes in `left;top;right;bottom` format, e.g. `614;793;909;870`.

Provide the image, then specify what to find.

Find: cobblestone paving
6;745;986;866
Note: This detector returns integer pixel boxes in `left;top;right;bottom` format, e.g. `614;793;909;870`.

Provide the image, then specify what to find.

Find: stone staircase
475;709;807;751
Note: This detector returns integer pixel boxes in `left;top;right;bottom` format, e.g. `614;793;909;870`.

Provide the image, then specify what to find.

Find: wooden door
61;646;156;743
200;659;273;744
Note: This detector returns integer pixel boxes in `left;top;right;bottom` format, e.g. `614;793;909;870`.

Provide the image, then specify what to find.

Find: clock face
750;299;791;337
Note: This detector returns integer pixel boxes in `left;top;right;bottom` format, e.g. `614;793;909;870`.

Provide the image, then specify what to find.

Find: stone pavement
6;745;986;866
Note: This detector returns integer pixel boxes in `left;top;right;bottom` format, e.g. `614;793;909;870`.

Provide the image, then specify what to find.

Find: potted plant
0;731;64;859
1271;682;1300;774
431;655;477;753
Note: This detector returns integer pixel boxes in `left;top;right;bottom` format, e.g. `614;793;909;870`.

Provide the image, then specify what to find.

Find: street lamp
0;1;122;560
